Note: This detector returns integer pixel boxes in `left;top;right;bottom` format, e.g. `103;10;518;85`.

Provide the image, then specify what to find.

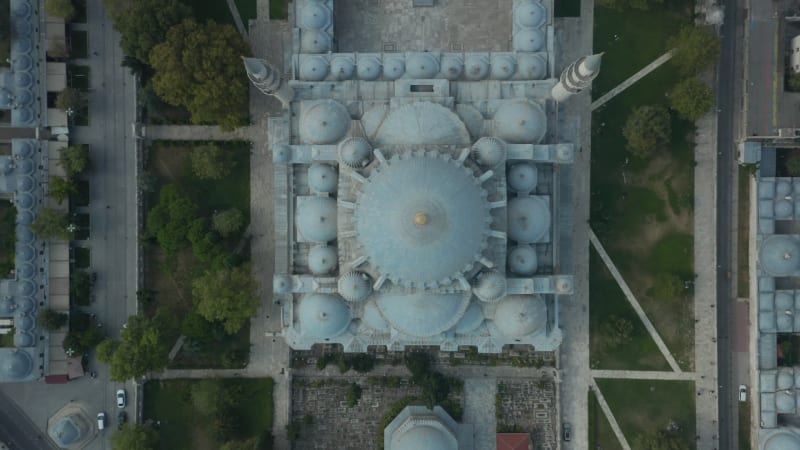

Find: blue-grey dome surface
17;210;33;225
354;153;489;287
16;225;33;244
16;243;34;262
776;200;794;218
300;29;332;53
494;295;546;338
760;235;800;277
515;1;546;28
513;29;545;52
374;102;471;145
14;331;33;347
383;57;405;80
300;100;350;144
508;196;550;243
338;137;372;168
494;101;547;144
508;245;538;275
474;271;506;302
296;196;338;243
337;271;372;302
297;294;351;339
393;424;457;450
299;55;329;81
357;57;382;80
362;300;389;331
508;163;538;193
308;164;338;193
440;55;463;80
764;432;800;450
16;296;34;313
308;245;337;275
376;292;470;337
17;175;34;192
331;56;355;80
406;53;439;78
15;314;33;330
299;2;330;29
0;350;32;379
17;280;34;295
472;137;506;167
517;53;546;79
455;302;484;334
465;55;490;80
15;192;33;209
491;54;516;79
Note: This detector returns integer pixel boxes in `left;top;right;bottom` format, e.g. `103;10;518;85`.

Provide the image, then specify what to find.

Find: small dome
777;180;792;196
508;245;538;275
760;235;800;277
778;314;793;331
393;424;456;450
16;107;34;125
16;280;34;296
357;57;382;80
13;54;32;71
297;294;351;339
338;137;372;168
406;53;439;78
494;101;547;143
383;57;406;80
362;300;389;331
13;37;32;54
15;71;33;88
15;314;33;331
298;3;331;29
16;244;34;262
508;163;538;193
14;19;32;36
474;271;507;302
508;196;550;243
16;141;34;158
17;210;33;225
465;55;490;80
513;29;545;52
776;292;794;310
491;54;516;79
764;432;800;450
15;89;32;106
17;175;34;192
299;55;329;81
308;164;338;193
776;200;794;218
0;350;32;379
440;55;464;80
777;391;795;412
16;225;33;244
16;262;34;278
337;271;372;302
15;192;33;209
472;137;506;167
455;302;484;334
17;158;34;175
272;144;292;163
273;274;292;294
300;100;351;144
330;56;355;80
778;369;795;389
14;332;33;347
16;297;34;313
376;292;470;337
515;1;546;28
494;295;547;338
296;196;337;243
12;0;32;18
300;29;332;53
308;245;337;275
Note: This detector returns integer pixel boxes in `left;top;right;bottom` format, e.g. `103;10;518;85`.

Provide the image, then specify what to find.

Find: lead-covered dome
383;57;406;80
491;54;516;80
440;55;464;80
308;164;338;193
472;137;506;167
298;2;331;29
513;29;545;52
357;56;382;80
296;196;338;243
300;29;332;53
393;424;457;450
330;56;355;80
508;196;550;243
509;245;539;275
517;53;546;79
354;152;490;287
300;100;350;144
308;245;337;275
465;54;490;80
760;235;800;277
338;137;372;168
494;101;546;143
474;271;506;302
764;432;800;450
299;55;329;81
494;295;547;338
406;53;439;78
0;350;32;379
337;271;372;302
374;102;471;145
297;294;351;339
508;163;538;193
376;292;470;337
515;1;546;28
14;332;33;347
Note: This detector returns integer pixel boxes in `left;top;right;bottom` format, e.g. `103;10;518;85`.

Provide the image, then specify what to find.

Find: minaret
550;53;603;102
243;57;294;108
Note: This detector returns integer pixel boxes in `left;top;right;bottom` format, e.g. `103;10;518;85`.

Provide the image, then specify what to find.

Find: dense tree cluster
55;87;87;114
669;77;715;121
622;105;672;157
597;0;662;10
38;308;68;331
668;26;721;76
111;423;160;450
146;184;197;253
58;145;91;178
45;0;76;21
190;144;236;180
31;208;71;241
96;310;176;381
192;264;259;334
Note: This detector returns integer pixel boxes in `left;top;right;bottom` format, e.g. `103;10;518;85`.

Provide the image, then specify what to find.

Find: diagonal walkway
141;124;265;142
591;50;674;111
225;0;248;36
591;369;696;381
589;230;682;372
590;379;632;450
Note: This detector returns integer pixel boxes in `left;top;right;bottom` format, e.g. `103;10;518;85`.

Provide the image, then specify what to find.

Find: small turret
550;53;603;102
243;57;294;108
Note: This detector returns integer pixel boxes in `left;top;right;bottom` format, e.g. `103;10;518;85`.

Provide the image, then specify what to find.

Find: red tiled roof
496;433;531;450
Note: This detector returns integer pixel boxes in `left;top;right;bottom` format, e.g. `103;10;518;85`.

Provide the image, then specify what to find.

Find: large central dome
354;152;490;288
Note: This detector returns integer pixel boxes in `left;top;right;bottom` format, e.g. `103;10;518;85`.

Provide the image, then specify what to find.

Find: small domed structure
0;350;32;379
338;137;373;168
494;295;546;338
300;100;351;144
776;200;794;218
16;108;34;126
16;262;34;278
337;271;372;302
297;294;351;339
383;57;406;80
515;1;546;28
16;244;34;262
331;56;355;80
17;280;34;296
15;71;33;88
17;158;34;175
298;2;331;29
299;56;329;81
440;55;464;80
490;54;516;80
513;29;545;52
760;235;800;277
272;144;292;163
406;53;439;78
296;196;338;243
508;196;550;243
494;101;547;143
16;141;34;158
273;274;293;294
15;314;33;331
14;332;33;347
507;163;538;193
764;431;800;450
308;164;338;193
465;55;490;80
13;54;32;71
15;225;33;244
474;271;507;302
17;175;34;192
300;29;332;53
777;180;792;196
357;57;382;80
16;297;34;313
15;192;33;209
776;292;794;310
778;369;794;390
508;245;538;275
308;245;337;275
776;391;795;412
472;137;506;167
17;210;33;225
15;89;32;106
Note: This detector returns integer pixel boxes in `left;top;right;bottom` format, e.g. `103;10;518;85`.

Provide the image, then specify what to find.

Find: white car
116;389;126;408
97;412;105;430
739;384;747;402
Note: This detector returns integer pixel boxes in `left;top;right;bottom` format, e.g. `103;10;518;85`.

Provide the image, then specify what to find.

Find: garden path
590;379;632;450
591;369;695;380
590;50;674;111
141;124;266;142
225;0;249;36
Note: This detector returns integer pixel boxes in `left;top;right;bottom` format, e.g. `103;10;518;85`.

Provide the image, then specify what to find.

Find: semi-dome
16;297;34;313
362;300;390;331
777;391;795;412
508;196;550;243
374;102;471;145
383;57;406;80
776;292;794;310
764;432;800;450
357;57;382;80
296;196;338;243
308;245;337;275
298;2;331;29
455;302;484;334
515;1;546;28
308;164;338;193
778;370;795;389
494;295;547;338
16;262;34;278
17;175;34;192
777;180;792;196
513;29;545;52
15;314;33;330
508;245;538;275
15;192;33;209
393;424;457;450
299;55;329;81
494;101;546;143
354;153;490;287
760;235;800;277
490;54;516;79
330;56;355;80
472;137;506;167
297;294;351;339
337;271;372;302
406;53;439;78
440;55;464;80
16;225;33;244
465;55;490;80
376;292;470;337
17;280;34;295
338;137;372;168
17;210;33;225
474;271;507;302
507;163;538;193
14;332;33;347
300;29;332;53
776;200;794;218
16;244;34;262
273;274;292;294
300;100;350;144
0;350;32;379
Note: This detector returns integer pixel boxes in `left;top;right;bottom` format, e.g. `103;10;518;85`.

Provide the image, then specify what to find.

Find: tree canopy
55;87;87;113
150;19;251;130
192;264;259;334
111;0;190;67
146;184;197;253
220;437;261;450
38;309;68;331
31;208;72;240
102;311;175;381
190;144;235;180
668;26;721;76
58;145;91;178
95;338;119;363
669;77;715;121
49;176;78;204
70;270;92;305
622;104;671;157
111;423;160;450
213;208;245;237
596;0;661;10
789;73;800;92
45;0;76;21
786;155;800;176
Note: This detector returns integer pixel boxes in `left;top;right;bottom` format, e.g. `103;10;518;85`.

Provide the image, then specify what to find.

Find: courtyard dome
308;245;337;275
17;175;34;192
15;71;32;88
440;55;464;80
299;55;329;81
393;424;457;450
15;89;32;106
474;271;507;302
764;432;800;450
17;210;33;225
300;100;351;144
777;180;792;196
776;200;794;218
513;29;545;52
17;280;34;296
517;53;547;79
16;297;33;313
331;56;355;80
15;314;33;330
376;292;470;337
508;163;538;193
494;295;547;338
338;137;373;168
12;0;32;18
300;29;332;53
465;55;490;80
760;235;800;277
308;164;338;193
337;271;372;302
273;144;292;163
491;54;516;79
16;243;34;262
374;102;471;145
273;274;293;294
297;294;351;339
16;262;34;278
15;192;33;209
406;53;439;78
354;153;490;288
298;2;331;29
515;1;546;28
357;57;382;80
17;158;34;175
0;350;32;379
383;57;406;80
508;245;538;275
362;300;390;331
494;101;547;143
16;224;33;244
508;196;550;243
472;137;506;167
777;391;795;412
778;370;794;390
13;54;31;71
14;332;33;347
296;196;338;243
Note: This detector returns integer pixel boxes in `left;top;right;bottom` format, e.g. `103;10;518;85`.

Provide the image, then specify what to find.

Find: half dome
508;196;550;243
338;137;372;168
298;3;331;29
362;300;390;331
297;294;351;339
374;102;470;145
440;55;464;80
337;271;372;302
376;292;470;337
296;196;338;243
393;424;457;450
472;137;506;167
455;302;484;334
474;271;507;302
14;332;33;347
494;295;547;338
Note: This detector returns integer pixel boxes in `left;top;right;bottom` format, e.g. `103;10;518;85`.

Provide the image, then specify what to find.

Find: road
0;389;57;450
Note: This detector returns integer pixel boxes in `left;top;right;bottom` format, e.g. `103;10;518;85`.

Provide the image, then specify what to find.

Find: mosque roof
494;295;547;338
296;196;338;243
297;294;351;339
308;163;338;193
308;245;337;275
508;163;538;193
300;100;350;144
472;137;506;167
337;271;372;302
508;245;538;275
373;102;471;145
393;424;456;450
338;137;372;168
376;292;470;337
764;432;800;450
515;1;546;28
508;196;550;244
760;235;800;277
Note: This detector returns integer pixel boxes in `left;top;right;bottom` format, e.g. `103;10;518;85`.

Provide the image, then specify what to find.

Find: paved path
591;369;696;380
590;50;674;111
590;379;632;450
589;230;682;372
463;378;497;450
225;0;248;36
142;124;265;142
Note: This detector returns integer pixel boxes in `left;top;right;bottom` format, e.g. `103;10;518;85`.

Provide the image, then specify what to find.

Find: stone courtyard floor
497;378;559;450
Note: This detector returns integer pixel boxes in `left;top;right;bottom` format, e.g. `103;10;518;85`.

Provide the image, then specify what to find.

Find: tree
63;327;103;354
668;26;721;76
31;208;71;240
111;423;160;450
182;311;216;342
146;184;197;253
49;176;78;204
597;0;661;10
213;208;245;237
190;144;235;180
188;218;224;263
669;77;715;121
787;155;800;176
190;379;230;416
138;170;159;193
45;0;76;21
345;382;363;407
789;73;800;92
55;87;87;113
70;270;92;305
150;19;251;129
58;145;91;178
220;437;261;450
38;309;68;331
103;310;175;380
651;272;684;301
600;315;634;351
622;105;671;157
111;0;190;67
192;264;259;334
95;339;119;363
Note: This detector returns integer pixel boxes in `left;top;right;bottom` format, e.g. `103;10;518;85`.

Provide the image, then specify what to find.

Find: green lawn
72;0;87;23
595;379;695;448
143;378;274;450
588;390;623;450
68;65;90;90
69;30;88;59
234;0;257;27
555;0;581;17
0;329;14;347
269;0;288;20
71;179;90;207
169;323;250;369
185;0;235;26
0;202;16;277
737;168;750;296
74;247;90;269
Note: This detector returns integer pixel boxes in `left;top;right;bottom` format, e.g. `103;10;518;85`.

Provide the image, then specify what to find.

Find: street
0;389;57;450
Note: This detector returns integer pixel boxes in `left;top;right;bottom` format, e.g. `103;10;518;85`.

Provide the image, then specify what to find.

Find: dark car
562;422;572;441
117;411;127;430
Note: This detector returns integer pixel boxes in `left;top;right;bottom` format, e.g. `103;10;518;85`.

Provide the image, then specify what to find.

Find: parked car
116;389;126;408
97;412;106;430
739;384;748;402
117;411;127;430
562;422;572;441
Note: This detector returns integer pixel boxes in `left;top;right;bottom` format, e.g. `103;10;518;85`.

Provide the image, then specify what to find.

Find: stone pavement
463;378;497;450
590;50;675;111
141;124;266;142
591;369;696;380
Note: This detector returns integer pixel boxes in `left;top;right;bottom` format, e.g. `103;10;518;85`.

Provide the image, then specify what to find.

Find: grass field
69;30;88;59
74;246;90;269
185;0;235;26
0;202;15;277
270;0;288;20
555;0;581;17
234;0;257;27
595;379;696;448
588;390;623;450
737;168;751;296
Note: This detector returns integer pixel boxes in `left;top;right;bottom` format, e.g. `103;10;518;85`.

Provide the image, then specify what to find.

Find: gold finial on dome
414;212;429;226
